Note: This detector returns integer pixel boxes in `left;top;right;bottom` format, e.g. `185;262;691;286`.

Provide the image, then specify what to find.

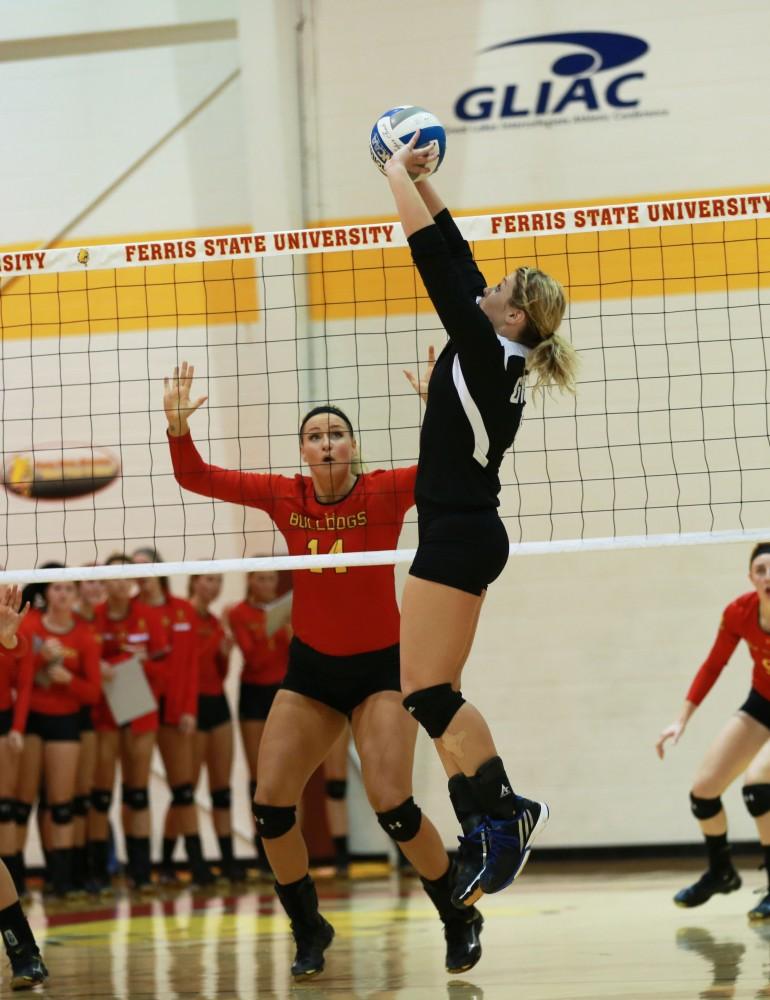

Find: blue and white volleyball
369;106;446;181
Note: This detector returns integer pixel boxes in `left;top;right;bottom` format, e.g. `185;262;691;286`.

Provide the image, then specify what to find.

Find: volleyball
369;105;446;180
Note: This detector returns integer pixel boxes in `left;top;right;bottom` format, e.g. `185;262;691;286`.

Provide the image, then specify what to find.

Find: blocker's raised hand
0;584;29;649
164;361;208;436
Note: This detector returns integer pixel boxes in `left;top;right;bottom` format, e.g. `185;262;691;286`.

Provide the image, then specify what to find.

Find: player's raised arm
163;361;208;437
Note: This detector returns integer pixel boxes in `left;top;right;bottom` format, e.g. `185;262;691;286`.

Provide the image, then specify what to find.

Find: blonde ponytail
510;266;578;395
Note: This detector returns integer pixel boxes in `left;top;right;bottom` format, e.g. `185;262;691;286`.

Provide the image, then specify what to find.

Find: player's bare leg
401;576;549;906
353;690;483;973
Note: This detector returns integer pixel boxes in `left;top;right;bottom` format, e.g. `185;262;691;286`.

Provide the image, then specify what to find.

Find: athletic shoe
479;801;550;896
157;864;180;887
674;867;741;907
451;822;487;908
10;950;48;991
443;910;484;974
290;917;334;977
749;890;770;921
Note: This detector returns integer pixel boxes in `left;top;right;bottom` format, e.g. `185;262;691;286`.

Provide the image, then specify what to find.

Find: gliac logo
455;31;650;122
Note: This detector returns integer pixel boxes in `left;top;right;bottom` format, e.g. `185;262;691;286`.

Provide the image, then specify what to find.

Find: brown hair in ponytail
509;266;579;395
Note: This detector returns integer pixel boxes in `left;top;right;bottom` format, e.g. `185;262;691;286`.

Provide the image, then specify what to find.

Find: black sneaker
479;801;550;896
749;890;770;921
674;868;741;908
10;950;48;991
291;916;334;977
444;909;484;974
451;822;487;908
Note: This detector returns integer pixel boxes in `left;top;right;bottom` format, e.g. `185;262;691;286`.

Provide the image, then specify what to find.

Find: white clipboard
262;591;293;637
102;655;157;726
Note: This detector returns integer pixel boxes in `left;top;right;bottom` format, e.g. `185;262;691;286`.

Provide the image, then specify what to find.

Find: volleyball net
2;191;770;583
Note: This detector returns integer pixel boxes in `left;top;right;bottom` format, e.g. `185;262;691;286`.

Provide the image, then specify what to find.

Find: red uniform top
195;610;230;697
228;601;290;686
168;432;416;656
0;632;33;733
150;595;197;719
688;591;770;705
18;614;101;716
93;597;168;694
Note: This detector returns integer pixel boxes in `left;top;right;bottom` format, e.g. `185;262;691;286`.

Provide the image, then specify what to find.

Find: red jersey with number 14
687;591;770;705
168;432;416;656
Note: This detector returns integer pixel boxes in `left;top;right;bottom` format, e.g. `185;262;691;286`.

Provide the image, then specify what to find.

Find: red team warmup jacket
91;597;167;731
18;612;101;716
152;594;197;723
228;601;290;687
168;432;416;656
688;591;770;704
0;633;32;734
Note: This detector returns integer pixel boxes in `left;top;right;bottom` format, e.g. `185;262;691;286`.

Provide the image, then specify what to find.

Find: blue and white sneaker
480;800;550;895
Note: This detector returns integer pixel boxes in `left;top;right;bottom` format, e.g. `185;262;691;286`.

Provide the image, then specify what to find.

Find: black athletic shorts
281;636;401;718
26;711;80;742
739;689;770;729
409;504;510;596
197;693;231;733
239;682;280;721
0;708;12;737
79;706;94;734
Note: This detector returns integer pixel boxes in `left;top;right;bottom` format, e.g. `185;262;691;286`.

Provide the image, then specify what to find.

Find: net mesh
1;193;770;575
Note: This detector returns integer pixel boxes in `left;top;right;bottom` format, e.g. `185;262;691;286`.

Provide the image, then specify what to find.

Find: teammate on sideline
187;573;244;883
132;549;214;888
657;542;770;918
383;134;578;906
227;569;291;874
0;586;48;990
164;362;484;979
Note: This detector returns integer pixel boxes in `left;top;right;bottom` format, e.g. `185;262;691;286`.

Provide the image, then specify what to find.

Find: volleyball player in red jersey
0;586;48;989
131;549;214;888
657;542;770;918
72;576;105;893
165;361;483;979
227;570;290;873
15;580;100;897
188;573;244;882
0;592;32;899
90;554;167;891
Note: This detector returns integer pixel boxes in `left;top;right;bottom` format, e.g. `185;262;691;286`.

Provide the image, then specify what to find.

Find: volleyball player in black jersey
385;135;578;905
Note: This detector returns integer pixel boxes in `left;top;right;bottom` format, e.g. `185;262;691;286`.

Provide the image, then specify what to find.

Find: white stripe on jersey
451;339;531;469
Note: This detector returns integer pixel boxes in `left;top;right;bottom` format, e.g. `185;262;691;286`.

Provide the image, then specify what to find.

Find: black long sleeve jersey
408;208;529;510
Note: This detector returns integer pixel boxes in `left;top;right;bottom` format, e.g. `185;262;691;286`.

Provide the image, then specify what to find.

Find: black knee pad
73;794;90;818
402;684;466;739
252;802;296;839
0;798;14;823
14;801;31;825
376;796;423;843
91;788;112;814
211;787;231;810
124;787;149;811
249;780;257;801
50;801;74;825
325;779;347;801
743;784;770;817
171;783;194;807
690;792;723;820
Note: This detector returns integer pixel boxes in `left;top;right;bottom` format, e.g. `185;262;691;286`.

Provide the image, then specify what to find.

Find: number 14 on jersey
307;538;347;574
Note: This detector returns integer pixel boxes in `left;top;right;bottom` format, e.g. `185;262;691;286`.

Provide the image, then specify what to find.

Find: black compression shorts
238;682;280;722
281;637;401;718
739;689;770;730
409;505;509;596
197;693;232;733
26;711;80;742
79;706;94;733
0;709;12;738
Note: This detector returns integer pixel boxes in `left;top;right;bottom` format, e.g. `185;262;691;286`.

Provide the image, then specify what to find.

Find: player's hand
40;638;65;663
7;731;23;754
656;721;685;759
179;713;196;735
163;361;208;436
0;585;29;648
404;345;436;403
384;130;438;179
48;664;73;685
100;660;116;682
